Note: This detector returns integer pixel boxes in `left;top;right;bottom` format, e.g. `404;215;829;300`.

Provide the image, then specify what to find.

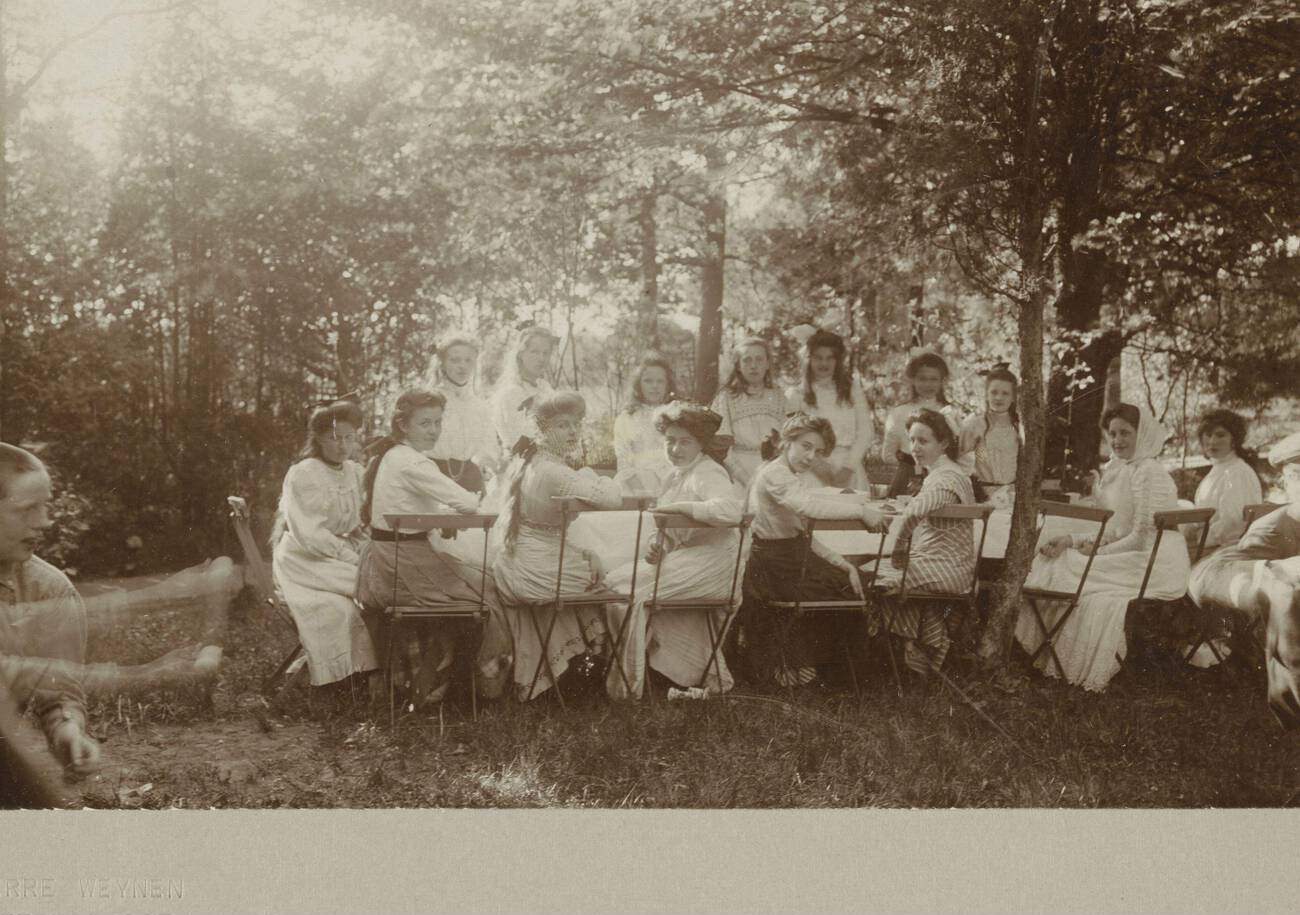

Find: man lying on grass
0;443;236;779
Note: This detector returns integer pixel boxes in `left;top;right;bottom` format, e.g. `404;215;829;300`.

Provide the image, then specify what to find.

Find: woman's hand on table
1039;535;1073;559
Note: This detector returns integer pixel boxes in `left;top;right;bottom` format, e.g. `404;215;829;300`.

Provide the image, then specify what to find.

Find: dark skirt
739;535;860;680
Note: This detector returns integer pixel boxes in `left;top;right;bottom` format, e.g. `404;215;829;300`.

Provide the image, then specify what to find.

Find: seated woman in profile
613;354;677;495
355;389;511;709
603;403;744;699
1014;404;1190;691
1192;408;1264;553
742;413;885;687
492;391;624;700
270;400;378;690
870;409;977;676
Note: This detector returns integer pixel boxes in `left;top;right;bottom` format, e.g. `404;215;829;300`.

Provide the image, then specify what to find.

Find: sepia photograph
0;0;1297;908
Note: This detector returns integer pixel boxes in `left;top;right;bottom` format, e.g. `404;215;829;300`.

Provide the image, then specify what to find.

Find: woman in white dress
613;354;677;495
354;389;511;709
1014;404;1190;691
881;352;966;496
271;401;378;687
1192;408;1264;553
489;326;558;462
959;363;1022;508
424;336;500;495
710;337;791;489
603;403;745;699
492;391;624;700
784;329;872;489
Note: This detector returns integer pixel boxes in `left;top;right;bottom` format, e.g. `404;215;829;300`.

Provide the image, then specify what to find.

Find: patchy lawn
69;578;1299;809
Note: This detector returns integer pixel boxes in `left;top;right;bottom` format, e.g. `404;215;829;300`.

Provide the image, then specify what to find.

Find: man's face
0;470;54;566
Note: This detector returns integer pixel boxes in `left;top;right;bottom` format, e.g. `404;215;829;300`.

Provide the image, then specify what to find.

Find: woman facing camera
784;329;873;489
959;363;1022;507
742;413;886;687
490;326;558;462
270;400;378;687
710;337;791;489
603;403;744;699
872;409;977;676
1014;404;1190;691
492;391;624;700
1192;408;1264;552
880;352;965;496
613;354;677;495
424;336;499;495
355;389;511;708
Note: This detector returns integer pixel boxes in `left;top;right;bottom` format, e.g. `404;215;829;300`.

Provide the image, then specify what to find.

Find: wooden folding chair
768;517;889;696
227;496;306;693
1021;502;1115;679
642;512;752;693
1243;502;1283;529
1117;508;1214;668
381;512;496;729
881;503;996;674
523;496;653;707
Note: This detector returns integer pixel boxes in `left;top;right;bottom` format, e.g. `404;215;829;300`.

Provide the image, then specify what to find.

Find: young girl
710;337;791;488
613;354;677;494
880;352;965;497
425;336;500;495
742;413;886;687
490;326;558;462
783;329;872;489
1192;408;1265;552
959;363;1022;507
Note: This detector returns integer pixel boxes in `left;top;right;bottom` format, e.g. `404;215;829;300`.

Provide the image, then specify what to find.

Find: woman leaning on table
603;402;745;699
869;408;977;677
355;388;512;709
741;412;886;688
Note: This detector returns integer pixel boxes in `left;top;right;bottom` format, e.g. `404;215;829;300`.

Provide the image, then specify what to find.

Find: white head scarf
1103;404;1168;474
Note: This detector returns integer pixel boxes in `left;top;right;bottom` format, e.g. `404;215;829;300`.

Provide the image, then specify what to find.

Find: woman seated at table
424;335;500;495
492;391;624;700
870;409;977;676
603;403;744;699
1192;408;1264;553
1014;404;1190;691
711;337;791;489
784;329;872;489
270;400;378;689
613;354;677;495
742;413;885;687
959;363;1021;508
355;389;511;709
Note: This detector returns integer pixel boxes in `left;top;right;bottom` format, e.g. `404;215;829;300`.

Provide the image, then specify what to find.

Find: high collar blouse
1194;454;1263;548
426;377;499;469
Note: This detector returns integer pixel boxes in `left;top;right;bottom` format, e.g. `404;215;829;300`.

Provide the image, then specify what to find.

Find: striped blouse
882;457;976;594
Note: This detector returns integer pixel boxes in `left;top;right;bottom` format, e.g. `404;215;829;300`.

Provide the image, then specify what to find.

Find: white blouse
1071;458;1180;556
747;459;868;568
959;414;1021;485
1194;455;1263;548
656;456;743;549
784;381;873;470
279;458;367;563
490;377;554;456
613;407;673;491
369;443;480;533
426;378;499;470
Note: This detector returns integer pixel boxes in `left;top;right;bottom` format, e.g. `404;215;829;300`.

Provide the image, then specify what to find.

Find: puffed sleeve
399;452;481;514
881;404;907;463
684;461;744;526
282;464;360;564
612;412;635;475
711;390;733;438
1202;461;1263;547
1097;461;1171;556
547;462;623;509
958;414;984;460
892;474;961;544
765;462;866;522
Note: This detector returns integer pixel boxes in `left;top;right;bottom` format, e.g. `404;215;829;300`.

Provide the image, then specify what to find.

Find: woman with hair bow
492;391;624;700
490;326;558;465
784;328;872;489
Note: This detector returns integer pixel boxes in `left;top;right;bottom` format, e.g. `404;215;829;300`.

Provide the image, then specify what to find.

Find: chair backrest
1243;502;1283;529
1035;501;1114;606
1134;507;1216;601
382;513;497;532
648;513;754;609
549;495;654;606
227;496;276;606
552;495;656;517
803;514;893;595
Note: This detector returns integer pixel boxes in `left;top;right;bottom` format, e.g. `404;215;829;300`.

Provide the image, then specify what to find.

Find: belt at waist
752;534;810;547
371;528;429;542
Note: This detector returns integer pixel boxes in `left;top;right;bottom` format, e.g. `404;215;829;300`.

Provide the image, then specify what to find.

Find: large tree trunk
637;188;660;349
693;178;725;403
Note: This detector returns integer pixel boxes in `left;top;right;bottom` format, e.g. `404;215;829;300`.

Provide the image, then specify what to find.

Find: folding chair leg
526;606;565;709
874;597;904;697
1026;597;1070;679
387;617;398;729
263;643;305;694
602;603;637;699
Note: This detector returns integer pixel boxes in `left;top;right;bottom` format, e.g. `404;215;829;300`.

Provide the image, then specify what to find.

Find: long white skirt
272;537;378;685
602;539;743;699
1014;537;1190;691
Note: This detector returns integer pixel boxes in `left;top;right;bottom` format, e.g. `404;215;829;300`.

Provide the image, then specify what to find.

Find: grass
70;583;1300;810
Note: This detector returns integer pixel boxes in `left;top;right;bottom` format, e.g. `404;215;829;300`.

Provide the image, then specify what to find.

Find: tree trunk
693;177;725;403
637;188;660;349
